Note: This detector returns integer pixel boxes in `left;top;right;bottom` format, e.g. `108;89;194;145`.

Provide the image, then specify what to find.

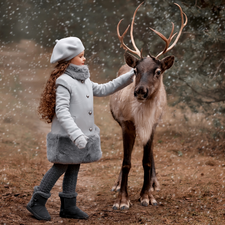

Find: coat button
89;111;92;115
81;80;84;83
89;127;93;131
86;95;89;98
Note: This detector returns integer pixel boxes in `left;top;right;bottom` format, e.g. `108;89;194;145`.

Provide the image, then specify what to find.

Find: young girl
26;37;134;221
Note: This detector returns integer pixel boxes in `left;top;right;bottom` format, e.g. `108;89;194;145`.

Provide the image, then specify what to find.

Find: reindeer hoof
140;198;149;207
120;204;129;210
141;201;149;207
155;186;160;192
111;186;116;192
112;204;119;210
150;198;158;206
111;186;120;192
113;202;130;210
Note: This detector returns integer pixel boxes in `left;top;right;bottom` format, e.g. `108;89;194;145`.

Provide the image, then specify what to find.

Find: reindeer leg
113;121;135;210
140;126;159;206
150;147;160;193
111;169;122;192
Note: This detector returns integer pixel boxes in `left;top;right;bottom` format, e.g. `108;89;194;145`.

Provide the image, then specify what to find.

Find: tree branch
177;76;225;103
210;58;225;81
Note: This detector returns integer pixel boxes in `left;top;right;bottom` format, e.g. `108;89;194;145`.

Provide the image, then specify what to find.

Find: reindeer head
117;2;187;102
125;52;174;101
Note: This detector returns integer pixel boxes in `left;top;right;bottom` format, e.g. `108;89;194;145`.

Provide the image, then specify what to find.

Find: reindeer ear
124;51;139;68
161;55;174;71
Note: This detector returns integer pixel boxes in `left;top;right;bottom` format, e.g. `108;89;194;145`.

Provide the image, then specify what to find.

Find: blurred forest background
0;0;225;142
0;1;225;223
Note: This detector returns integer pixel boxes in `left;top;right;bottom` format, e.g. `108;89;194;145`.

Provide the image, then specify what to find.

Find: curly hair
38;61;71;123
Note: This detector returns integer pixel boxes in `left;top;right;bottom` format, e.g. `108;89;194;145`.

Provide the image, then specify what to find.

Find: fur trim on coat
47;126;102;164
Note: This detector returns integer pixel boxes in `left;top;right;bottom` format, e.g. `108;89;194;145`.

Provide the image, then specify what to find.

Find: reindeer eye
155;69;161;77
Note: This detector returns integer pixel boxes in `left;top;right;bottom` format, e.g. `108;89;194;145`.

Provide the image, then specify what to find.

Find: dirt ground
0;40;225;224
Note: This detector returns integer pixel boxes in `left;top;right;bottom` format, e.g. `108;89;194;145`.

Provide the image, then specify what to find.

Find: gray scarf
64;64;90;81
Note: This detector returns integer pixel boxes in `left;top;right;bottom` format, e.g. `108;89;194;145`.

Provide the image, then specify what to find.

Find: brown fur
110;53;174;209
110;55;172;145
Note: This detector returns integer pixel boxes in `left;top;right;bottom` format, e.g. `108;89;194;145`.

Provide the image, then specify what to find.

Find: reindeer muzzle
134;86;149;100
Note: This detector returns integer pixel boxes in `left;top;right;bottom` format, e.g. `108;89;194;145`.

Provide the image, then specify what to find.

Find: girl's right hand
74;135;88;149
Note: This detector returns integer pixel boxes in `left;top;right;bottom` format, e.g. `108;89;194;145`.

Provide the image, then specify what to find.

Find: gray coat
47;64;134;164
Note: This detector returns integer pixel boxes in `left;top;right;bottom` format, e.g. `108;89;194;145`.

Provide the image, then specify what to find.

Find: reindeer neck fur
110;72;167;145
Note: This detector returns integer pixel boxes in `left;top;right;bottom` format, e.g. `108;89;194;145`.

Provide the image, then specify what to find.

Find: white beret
50;37;85;64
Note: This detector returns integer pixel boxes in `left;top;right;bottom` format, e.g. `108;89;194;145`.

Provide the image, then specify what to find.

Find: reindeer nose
134;86;148;99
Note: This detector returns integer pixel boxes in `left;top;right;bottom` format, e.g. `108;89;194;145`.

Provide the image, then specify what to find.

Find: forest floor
0;40;225;224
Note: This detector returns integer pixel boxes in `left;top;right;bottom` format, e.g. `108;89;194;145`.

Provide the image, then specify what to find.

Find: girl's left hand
74;135;88;149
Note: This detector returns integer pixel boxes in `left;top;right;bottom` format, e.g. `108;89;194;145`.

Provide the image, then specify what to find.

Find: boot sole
27;205;51;221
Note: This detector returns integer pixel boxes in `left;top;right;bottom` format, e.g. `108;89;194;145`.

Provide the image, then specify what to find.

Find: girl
26;37;134;221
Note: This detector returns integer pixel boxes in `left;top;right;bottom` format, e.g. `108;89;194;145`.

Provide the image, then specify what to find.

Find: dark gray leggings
38;164;80;194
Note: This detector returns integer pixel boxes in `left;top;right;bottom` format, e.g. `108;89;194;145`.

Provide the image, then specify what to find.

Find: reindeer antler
117;2;144;58
117;3;187;59
150;3;188;58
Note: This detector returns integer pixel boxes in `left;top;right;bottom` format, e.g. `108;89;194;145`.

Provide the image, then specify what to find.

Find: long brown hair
38;61;70;123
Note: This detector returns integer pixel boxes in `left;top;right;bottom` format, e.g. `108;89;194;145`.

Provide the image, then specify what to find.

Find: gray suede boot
59;192;88;219
27;186;51;221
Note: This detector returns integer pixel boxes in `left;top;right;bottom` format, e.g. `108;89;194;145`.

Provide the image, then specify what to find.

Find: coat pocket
46;131;102;164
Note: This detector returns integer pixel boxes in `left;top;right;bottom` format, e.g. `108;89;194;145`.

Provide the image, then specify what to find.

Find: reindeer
110;2;187;209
